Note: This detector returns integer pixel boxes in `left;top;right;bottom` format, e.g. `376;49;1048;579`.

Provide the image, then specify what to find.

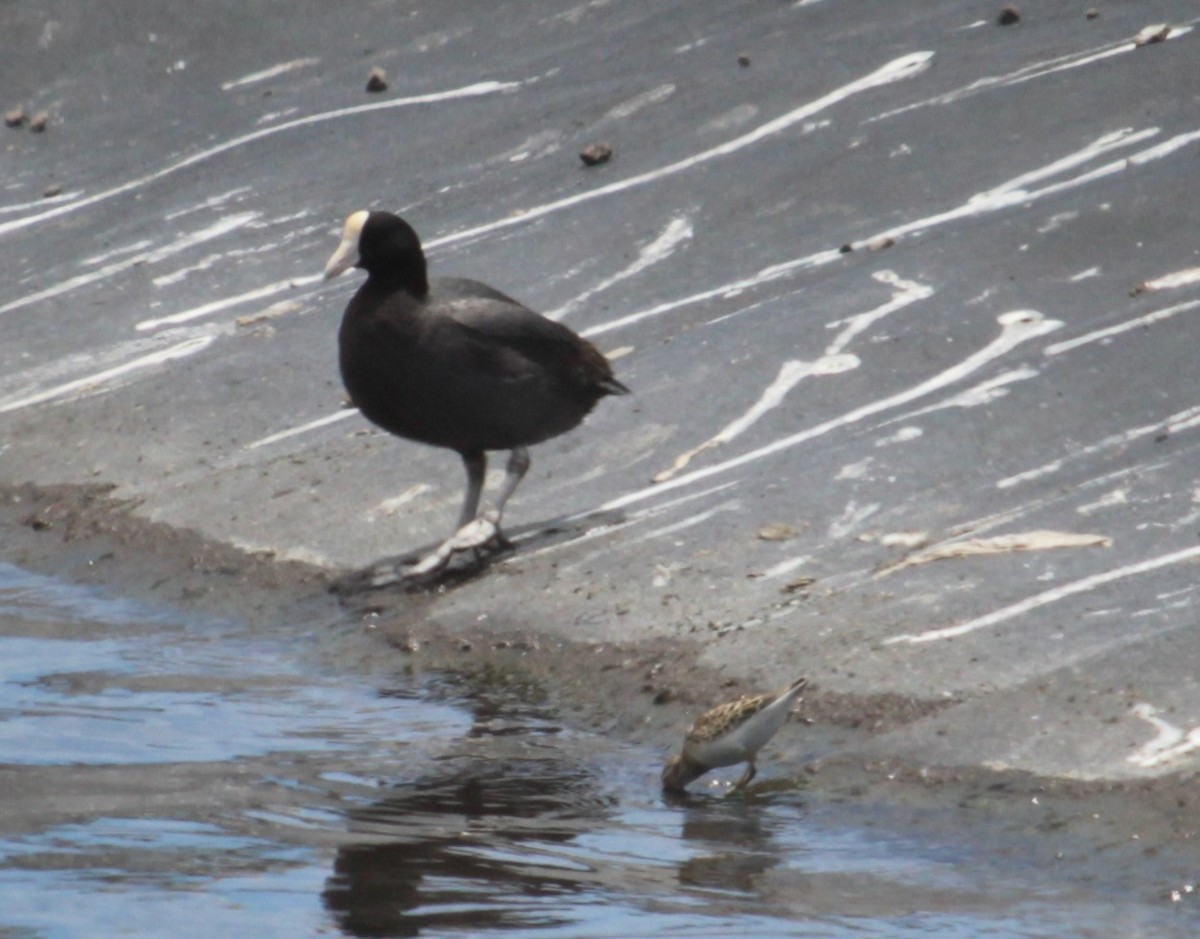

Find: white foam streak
0;213;259;317
997;401;1200;491
1138;266;1200;292
0;335;216;414
1128;703;1200;768
603;311;1061;512
221;58;321;91
1044;298;1200;356
887;545;1200;645
975;128;1158;202
548;216;693;320
136;274;322;331
879;367;1038;426
425;53;933;251
870;24;1196;123
245;408;358;450
825;271;933;355
628;502;739;545
0;81;518;238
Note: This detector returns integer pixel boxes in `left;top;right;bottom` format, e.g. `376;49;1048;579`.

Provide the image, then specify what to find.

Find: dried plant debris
876;530;1112;577
579;142;613;167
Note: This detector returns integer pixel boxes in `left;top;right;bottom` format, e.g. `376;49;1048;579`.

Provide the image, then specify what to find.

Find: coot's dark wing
438;292;629;396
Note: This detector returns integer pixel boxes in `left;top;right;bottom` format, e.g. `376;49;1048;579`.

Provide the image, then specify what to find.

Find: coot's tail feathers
600;376;631;396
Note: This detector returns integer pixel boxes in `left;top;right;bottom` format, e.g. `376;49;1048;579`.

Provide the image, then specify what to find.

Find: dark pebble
737;54;751;67
579;142;613;167
997;6;1020;25
365;66;388;93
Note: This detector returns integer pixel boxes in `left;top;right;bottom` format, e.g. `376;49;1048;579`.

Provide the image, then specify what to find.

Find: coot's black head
324;210;429;296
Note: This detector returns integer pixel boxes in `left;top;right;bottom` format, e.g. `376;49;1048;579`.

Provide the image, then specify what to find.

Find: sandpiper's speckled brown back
685;692;775;746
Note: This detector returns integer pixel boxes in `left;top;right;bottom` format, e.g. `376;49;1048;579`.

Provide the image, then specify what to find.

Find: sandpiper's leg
731;761;757;792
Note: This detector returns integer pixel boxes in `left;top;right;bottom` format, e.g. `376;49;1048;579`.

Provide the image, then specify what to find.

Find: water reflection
325;751;613;936
674;798;787;895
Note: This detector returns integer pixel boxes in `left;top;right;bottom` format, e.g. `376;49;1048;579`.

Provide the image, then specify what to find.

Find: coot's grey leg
406;450;505;578
457;450;487;529
492;447;530;520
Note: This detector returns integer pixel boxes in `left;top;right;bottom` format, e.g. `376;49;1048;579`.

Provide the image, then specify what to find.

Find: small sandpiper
661;676;808;793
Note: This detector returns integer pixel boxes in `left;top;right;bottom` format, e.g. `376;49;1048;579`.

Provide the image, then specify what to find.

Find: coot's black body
325;210;627;572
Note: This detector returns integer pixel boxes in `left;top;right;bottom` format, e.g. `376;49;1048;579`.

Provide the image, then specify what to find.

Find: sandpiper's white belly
687;701;793;768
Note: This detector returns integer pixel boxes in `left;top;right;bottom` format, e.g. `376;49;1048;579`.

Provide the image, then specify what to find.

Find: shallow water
0;560;1196;938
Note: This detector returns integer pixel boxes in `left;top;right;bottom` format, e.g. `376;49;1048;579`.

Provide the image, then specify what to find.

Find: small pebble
42;184;62;198
4;106;26;128
365;66;388;93
579;142;613;167
1086;8;1100;19
757;523;799;542
737;54;751;67
29;112;48;133
839;243;854;254
1134;24;1171;46
997;6;1020;25
867;236;895;252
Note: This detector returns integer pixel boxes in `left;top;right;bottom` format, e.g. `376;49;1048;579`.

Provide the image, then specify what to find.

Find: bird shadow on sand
328;508;629;598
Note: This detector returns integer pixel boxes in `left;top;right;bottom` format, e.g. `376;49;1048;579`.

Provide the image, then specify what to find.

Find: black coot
325;210;628;575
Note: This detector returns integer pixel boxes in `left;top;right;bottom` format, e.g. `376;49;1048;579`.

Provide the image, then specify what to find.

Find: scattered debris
235;299;304;327
1134;24;1172;46
781;575;815;595
997;6;1020;26
4;106;26;128
29;111;48;132
579;142;613;167
876;530;1112;577
737;54;751;67
757;523;799;542
365;66;388;93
